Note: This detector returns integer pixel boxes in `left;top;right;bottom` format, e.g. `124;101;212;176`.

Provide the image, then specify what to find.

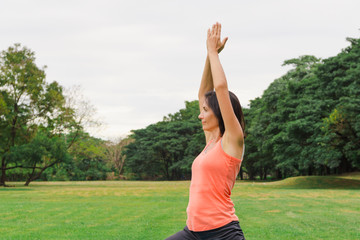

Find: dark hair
205;90;246;137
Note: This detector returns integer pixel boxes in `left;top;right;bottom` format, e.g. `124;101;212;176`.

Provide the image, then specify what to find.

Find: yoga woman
165;22;246;240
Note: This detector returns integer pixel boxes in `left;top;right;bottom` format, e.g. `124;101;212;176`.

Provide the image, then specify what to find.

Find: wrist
208;49;218;56
208;50;219;57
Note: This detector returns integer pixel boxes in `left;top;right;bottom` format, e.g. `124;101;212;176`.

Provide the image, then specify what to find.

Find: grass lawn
1;173;359;240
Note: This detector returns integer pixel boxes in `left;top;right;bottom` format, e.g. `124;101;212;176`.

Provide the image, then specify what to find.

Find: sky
1;0;359;140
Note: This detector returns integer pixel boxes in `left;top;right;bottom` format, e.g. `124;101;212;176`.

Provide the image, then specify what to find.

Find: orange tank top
186;138;244;231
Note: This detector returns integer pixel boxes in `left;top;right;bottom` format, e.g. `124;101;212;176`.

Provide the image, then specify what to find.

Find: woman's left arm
207;23;244;149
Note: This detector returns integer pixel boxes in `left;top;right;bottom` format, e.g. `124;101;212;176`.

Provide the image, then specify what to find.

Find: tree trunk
249;171;255;180
263;168;267;180
24;168;44;186
259;169;263;180
24;170;42;186
24;161;58;186
24;179;31;186
0;158;6;186
308;166;313;176
118;156;125;176
0;168;6;186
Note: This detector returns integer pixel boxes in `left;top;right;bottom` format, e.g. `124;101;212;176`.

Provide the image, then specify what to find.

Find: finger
218;23;222;36
217;23;221;38
212;24;216;35
207;28;211;38
222;37;228;46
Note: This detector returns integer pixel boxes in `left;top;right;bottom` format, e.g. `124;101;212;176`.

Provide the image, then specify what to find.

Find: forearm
198;54;214;99
208;51;228;91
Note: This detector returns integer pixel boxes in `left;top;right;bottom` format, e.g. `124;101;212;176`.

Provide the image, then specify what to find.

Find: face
198;101;219;132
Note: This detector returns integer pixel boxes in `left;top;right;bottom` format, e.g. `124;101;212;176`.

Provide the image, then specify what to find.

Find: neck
207;129;221;142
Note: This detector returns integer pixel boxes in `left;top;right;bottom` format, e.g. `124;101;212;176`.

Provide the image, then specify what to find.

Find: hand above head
207;22;228;54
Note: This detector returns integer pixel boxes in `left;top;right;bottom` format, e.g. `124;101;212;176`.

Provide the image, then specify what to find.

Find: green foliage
244;37;360;179
42;132;111;181
123;37;360;181
67;132;109;180
124;100;204;180
3;36;359;183
0;44;80;186
6;132;71;183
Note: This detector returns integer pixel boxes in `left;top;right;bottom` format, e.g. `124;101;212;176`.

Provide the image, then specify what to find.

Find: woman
166;22;246;240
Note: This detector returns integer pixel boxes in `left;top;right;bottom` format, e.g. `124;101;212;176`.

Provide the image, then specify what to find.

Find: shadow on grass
268;176;360;189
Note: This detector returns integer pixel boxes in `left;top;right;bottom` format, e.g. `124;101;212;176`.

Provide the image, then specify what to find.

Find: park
1;1;360;239
1;173;359;239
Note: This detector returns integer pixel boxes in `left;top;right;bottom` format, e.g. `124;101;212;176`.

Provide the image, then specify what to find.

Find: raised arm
198;57;213;112
198;34;228;113
207;23;244;155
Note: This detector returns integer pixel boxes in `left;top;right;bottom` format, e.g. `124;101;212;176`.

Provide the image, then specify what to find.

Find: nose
198;112;203;120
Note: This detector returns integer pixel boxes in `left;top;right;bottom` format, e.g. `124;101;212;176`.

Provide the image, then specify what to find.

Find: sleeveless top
186;138;244;231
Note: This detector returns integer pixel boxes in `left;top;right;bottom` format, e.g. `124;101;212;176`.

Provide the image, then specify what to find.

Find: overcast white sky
1;0;359;140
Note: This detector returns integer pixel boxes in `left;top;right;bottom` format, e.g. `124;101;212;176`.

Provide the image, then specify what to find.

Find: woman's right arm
198;55;213;112
198;35;228;112
198;29;228;143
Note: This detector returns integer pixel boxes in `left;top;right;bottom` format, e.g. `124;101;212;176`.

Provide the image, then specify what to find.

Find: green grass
1;173;359;240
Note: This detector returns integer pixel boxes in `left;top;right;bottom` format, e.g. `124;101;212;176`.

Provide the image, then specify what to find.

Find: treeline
124;100;205;180
1;37;359;184
0;44;128;186
124;37;360;180
243;37;360;179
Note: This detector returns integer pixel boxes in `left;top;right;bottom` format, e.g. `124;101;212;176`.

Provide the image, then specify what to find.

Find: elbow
199;87;213;98
214;82;228;92
198;90;205;99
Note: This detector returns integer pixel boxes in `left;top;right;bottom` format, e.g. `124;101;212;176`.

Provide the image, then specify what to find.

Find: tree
314;38;360;173
66;132;109;180
39;131;112;181
124;100;205;180
104;137;134;178
244;37;360;179
6;131;71;185
0;44;79;186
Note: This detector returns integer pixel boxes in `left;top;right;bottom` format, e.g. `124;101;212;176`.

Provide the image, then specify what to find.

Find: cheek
205;112;212;120
207;113;216;123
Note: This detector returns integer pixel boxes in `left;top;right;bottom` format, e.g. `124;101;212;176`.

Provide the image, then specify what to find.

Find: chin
202;126;210;132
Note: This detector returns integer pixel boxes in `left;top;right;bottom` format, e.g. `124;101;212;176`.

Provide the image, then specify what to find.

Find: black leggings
165;221;246;240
